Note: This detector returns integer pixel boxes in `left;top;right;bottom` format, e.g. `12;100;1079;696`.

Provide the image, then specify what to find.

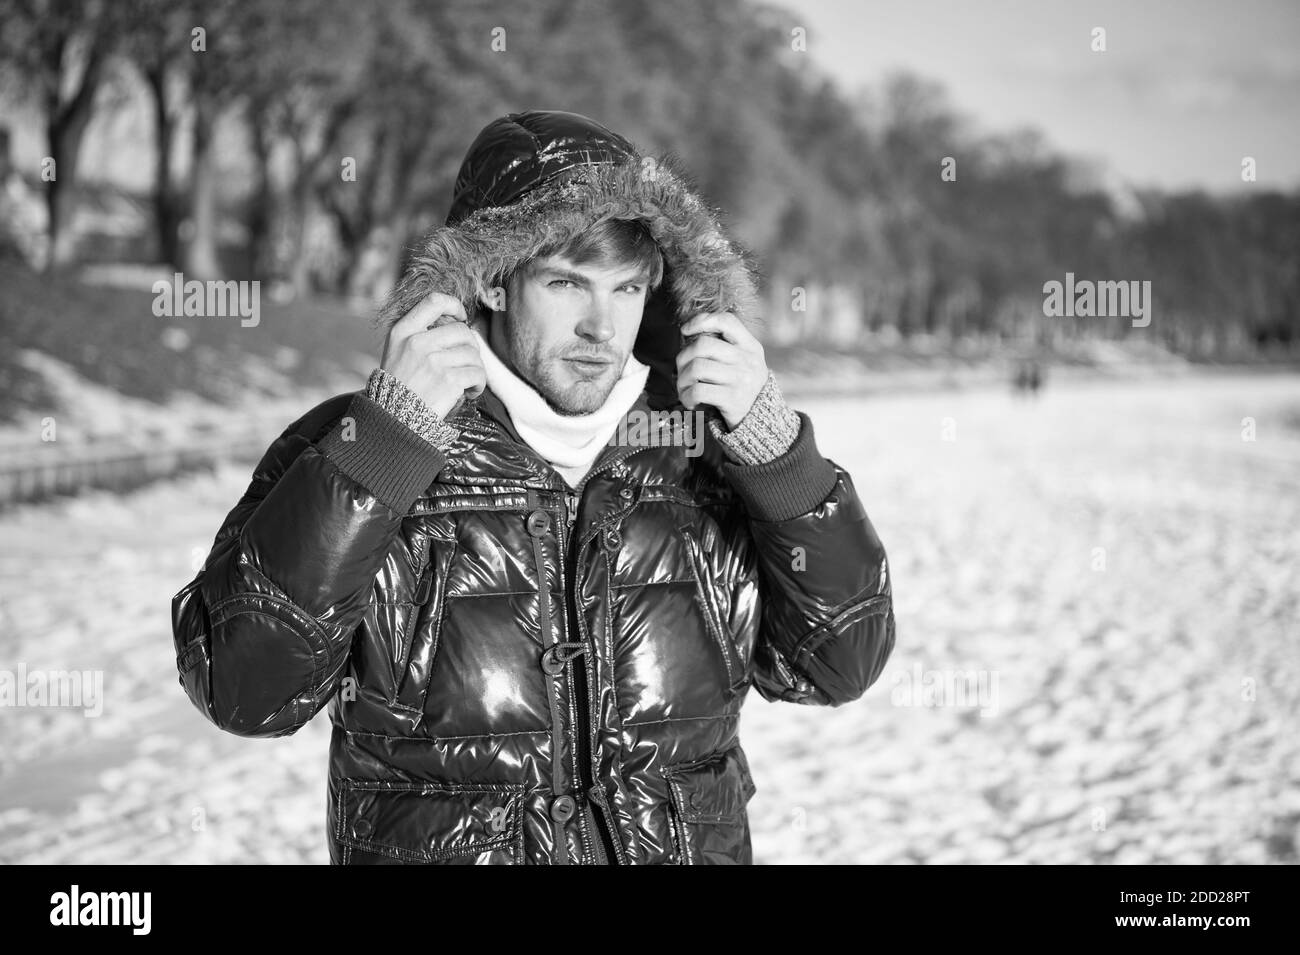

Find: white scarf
471;322;650;476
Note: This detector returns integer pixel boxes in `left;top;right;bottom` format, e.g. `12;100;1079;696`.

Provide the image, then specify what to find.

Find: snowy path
1;372;1297;864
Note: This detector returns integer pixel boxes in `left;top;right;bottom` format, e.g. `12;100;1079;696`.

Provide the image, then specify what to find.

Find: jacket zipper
395;538;435;684
680;528;747;700
561;450;637;864
413;537;435;606
393;537;438;707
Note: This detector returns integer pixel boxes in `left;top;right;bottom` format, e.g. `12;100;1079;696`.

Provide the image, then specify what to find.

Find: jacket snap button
605;528;622;549
526;510;550;536
352;818;373;838
549;795;577;823
619;487;633;500
688;792;701;811
539;647;566;676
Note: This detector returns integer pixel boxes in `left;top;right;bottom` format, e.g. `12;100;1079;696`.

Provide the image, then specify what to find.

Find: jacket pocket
663;743;758;865
680;528;749;700
336;778;525;864
392;535;455;712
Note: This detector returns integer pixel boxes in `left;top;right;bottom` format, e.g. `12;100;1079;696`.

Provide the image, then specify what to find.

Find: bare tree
0;0;124;270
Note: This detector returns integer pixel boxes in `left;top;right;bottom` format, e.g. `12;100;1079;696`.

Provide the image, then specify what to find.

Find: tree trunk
246;106;275;280
345;213;410;302
39;24;106;273
44;98;97;270
184;96;223;279
43;139;73;270
285;173;316;299
144;65;180;268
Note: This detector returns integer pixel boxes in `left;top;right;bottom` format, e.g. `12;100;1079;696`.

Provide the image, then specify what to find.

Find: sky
2;0;1295;195
784;0;1300;191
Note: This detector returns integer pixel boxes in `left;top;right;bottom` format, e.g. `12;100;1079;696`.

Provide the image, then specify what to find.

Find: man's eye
620;284;643;294
548;279;573;288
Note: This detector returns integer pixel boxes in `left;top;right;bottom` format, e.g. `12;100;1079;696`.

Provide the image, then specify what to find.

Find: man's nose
575;297;616;343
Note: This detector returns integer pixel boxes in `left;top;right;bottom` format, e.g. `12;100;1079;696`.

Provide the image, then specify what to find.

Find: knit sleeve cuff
719;411;839;522
363;367;461;450
315;392;450;514
707;370;801;466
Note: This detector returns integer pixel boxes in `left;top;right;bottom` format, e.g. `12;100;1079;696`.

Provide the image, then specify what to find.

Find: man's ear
477;285;506;312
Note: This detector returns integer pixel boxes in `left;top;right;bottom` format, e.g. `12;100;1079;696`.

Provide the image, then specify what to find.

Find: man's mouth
564;355;615;372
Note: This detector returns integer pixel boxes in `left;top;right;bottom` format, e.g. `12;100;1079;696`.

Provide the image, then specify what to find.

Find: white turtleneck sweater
471;323;650;489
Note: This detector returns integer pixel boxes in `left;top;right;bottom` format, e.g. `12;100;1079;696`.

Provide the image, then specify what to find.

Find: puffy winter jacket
170;110;896;864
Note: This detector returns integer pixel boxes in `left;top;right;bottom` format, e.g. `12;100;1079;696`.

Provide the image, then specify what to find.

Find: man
171;109;896;865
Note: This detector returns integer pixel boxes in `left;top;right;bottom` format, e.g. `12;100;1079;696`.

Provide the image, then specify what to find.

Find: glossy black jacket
171;111;896;864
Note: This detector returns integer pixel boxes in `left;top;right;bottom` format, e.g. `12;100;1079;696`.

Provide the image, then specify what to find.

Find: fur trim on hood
372;154;762;408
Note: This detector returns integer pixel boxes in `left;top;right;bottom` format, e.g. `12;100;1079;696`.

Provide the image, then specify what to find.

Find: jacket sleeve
720;412;896;706
170;391;449;738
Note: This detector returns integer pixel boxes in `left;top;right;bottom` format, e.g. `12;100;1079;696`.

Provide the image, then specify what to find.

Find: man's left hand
676;312;769;430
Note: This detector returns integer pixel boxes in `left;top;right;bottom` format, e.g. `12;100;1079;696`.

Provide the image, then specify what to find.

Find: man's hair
508;217;665;296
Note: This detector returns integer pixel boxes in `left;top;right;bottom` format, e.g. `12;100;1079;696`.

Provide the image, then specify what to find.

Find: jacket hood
374;109;761;409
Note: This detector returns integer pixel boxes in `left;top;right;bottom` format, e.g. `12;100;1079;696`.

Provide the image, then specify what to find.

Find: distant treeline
1;0;1296;356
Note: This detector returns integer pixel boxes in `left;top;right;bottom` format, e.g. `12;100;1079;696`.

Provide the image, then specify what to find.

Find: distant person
1013;357;1045;398
171;110;896;865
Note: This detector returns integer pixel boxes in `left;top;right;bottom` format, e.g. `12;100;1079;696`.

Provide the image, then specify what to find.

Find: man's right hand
378;293;487;420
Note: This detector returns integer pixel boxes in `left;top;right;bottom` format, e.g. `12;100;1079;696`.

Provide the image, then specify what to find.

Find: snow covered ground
1;371;1297;864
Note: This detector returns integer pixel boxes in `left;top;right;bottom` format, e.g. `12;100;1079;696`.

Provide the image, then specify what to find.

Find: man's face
489;253;652;415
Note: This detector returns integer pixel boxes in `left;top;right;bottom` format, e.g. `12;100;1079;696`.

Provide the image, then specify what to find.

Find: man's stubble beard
503;315;624;417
